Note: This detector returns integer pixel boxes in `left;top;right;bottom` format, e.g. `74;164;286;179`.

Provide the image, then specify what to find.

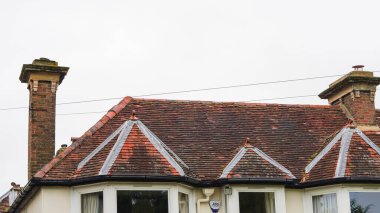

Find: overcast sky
1;0;380;193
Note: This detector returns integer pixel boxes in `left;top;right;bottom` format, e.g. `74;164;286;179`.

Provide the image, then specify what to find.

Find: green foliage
351;199;373;213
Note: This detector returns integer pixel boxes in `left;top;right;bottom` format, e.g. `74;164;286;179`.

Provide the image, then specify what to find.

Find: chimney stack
319;65;380;129
19;58;69;179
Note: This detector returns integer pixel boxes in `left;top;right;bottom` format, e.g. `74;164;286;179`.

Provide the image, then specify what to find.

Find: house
6;58;380;213
0;183;21;213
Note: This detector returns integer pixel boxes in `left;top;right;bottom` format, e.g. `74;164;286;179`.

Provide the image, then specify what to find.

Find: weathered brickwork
28;80;57;178
340;91;376;126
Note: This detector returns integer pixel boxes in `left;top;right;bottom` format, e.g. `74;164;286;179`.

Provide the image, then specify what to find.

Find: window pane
350;192;380;213
312;193;337;213
81;192;103;213
239;192;276;213
179;192;189;213
117;190;168;213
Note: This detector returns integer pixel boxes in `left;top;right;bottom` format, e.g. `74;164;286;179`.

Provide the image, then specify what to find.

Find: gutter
296;177;380;188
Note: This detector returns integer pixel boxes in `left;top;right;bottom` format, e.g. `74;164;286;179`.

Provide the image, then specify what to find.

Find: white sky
1;0;380;193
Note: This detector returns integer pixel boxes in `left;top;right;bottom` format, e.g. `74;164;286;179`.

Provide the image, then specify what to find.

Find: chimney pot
352;65;365;71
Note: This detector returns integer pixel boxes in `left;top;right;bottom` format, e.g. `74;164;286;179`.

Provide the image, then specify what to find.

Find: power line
57;94;317;116
2;71;380;111
56;73;344;106
57;111;107;115
246;94;316;102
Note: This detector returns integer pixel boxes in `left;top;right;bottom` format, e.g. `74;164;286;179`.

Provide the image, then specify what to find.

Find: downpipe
197;188;215;213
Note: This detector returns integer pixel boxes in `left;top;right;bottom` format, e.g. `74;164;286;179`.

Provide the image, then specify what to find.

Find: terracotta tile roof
304;127;380;182
346;132;380;177
37;96;380;184
0;192;9;213
220;140;295;179
74;119;187;177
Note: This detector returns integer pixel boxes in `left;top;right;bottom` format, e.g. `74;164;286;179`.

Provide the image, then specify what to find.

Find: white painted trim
303;184;380;213
304;185;342;213
254;147;296;178
137;121;189;169
178;185;195;213
72;182;187;213
357;128;380;155
228;185;286;213
71;184;106;213
99;121;134;175
91;119;186;176
77;121;127;170
137;121;185;176
220;147;295;179
305;128;347;173
335;129;354;177
306;127;380;178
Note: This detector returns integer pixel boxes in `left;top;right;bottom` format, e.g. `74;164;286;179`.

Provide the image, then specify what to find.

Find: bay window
306;185;380;213
228;186;286;213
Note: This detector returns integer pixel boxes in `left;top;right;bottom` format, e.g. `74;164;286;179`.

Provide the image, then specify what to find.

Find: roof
11;95;380;213
0;191;10;213
220;139;295;179
304;127;380;182
34;96;366;185
76;119;187;177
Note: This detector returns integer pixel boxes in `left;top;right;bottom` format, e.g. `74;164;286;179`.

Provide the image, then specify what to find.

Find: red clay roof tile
36;97;380;184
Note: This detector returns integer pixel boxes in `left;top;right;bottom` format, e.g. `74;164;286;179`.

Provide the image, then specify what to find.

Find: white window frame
71;182;195;213
304;185;341;213
304;184;380;213
227;185;286;213
178;184;196;213
71;183;105;213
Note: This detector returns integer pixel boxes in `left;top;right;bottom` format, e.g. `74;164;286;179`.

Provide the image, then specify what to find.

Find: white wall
20;189;42;213
285;189;304;213
194;188;224;213
20;186;70;213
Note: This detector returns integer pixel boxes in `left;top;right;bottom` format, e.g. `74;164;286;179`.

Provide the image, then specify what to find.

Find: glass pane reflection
117;190;168;213
350;192;380;213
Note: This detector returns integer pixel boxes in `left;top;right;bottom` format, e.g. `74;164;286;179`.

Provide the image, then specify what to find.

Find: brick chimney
19;58;69;179
319;65;380;129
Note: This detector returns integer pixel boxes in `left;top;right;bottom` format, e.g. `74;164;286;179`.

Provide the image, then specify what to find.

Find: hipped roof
34;97;380;185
